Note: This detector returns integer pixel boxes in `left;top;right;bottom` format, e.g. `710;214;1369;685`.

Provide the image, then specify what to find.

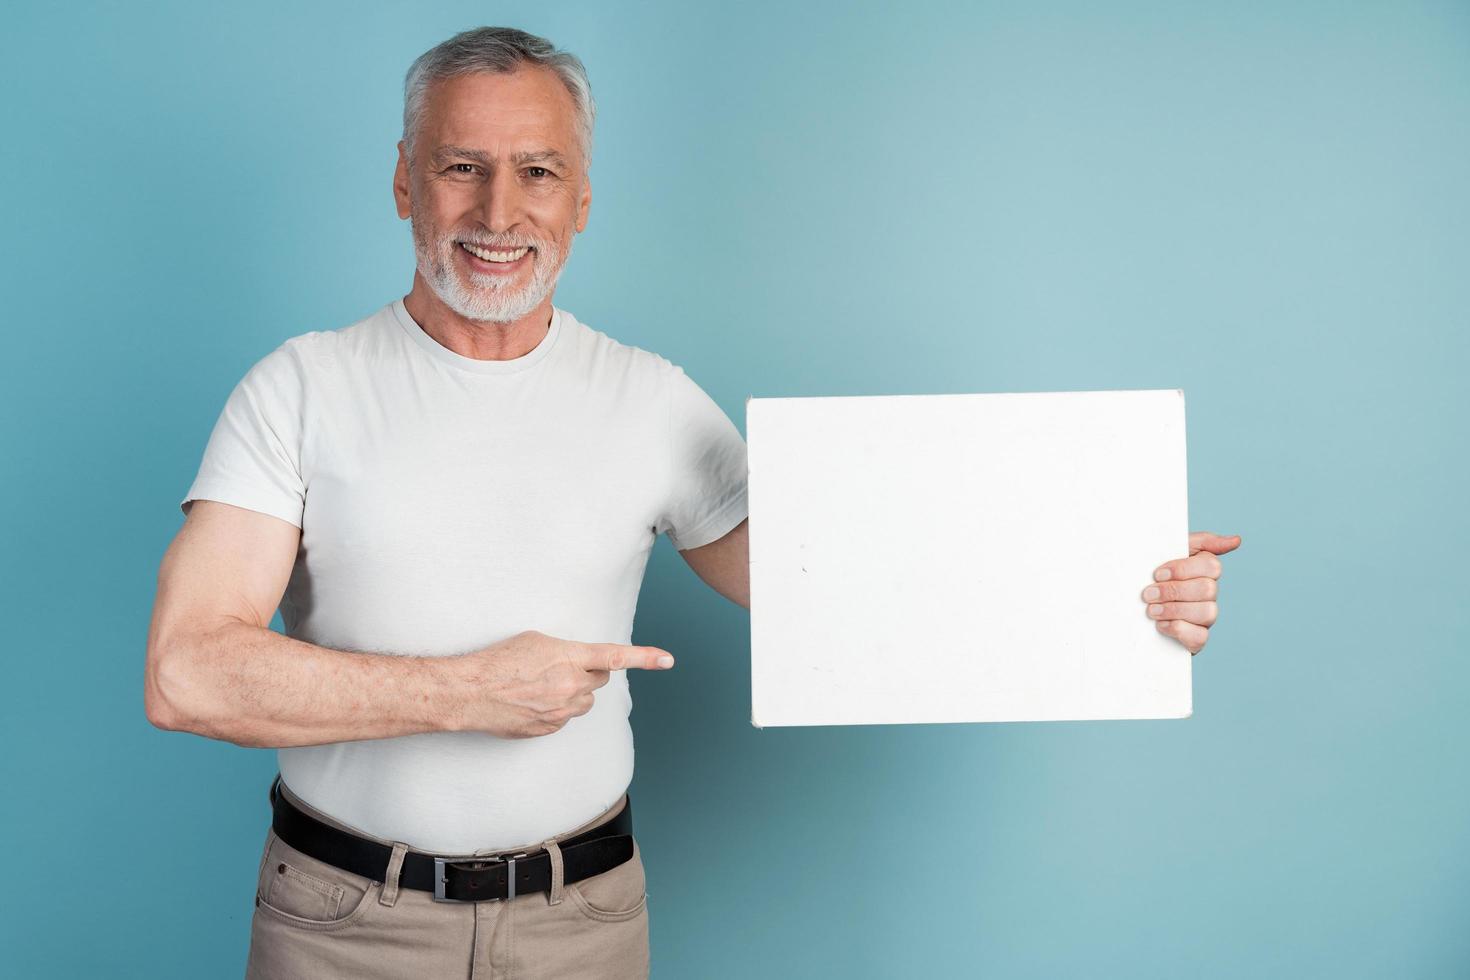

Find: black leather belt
268;774;635;903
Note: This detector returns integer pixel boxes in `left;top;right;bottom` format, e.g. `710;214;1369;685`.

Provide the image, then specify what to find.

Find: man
144;25;1240;980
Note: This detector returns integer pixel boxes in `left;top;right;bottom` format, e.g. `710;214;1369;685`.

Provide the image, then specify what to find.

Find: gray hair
402;26;596;170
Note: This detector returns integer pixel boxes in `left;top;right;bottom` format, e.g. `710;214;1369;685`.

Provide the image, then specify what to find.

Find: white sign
747;389;1191;728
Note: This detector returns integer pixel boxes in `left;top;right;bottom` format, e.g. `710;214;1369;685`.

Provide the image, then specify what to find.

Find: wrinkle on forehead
416;69;585;169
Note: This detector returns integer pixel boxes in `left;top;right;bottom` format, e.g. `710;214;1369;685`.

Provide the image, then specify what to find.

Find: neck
401;272;553;361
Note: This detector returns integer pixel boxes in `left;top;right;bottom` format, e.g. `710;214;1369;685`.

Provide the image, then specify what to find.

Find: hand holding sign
1142;531;1243;655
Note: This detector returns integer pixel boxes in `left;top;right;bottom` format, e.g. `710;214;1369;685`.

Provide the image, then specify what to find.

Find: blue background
3;1;1467;976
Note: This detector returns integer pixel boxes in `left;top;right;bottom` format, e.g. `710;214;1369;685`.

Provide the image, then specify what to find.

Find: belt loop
378;842;410;907
542;838;565;906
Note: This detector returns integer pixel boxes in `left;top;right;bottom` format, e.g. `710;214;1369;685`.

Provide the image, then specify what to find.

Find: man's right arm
144;500;473;748
144;500;675;748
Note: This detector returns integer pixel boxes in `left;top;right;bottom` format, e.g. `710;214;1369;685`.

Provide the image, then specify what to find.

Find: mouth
458;240;534;273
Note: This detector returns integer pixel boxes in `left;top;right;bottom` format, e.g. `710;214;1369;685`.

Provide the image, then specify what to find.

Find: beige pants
245;775;650;979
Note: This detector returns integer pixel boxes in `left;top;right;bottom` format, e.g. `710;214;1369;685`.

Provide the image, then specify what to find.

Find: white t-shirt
181;296;748;853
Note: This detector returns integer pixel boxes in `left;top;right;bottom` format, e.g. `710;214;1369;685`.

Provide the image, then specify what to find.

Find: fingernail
1148;604;1163;616
1154;569;1172;581
1143;586;1161;601
1156;620;1170;631
658;656;674;668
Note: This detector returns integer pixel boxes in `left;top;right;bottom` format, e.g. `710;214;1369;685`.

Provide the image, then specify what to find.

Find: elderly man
144;25;1239;980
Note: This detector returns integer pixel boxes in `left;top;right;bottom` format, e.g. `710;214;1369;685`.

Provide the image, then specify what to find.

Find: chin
450;285;547;323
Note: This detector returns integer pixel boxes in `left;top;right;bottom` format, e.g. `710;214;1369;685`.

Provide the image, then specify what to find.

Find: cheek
521;205;579;244
417;181;478;220
528;183;581;215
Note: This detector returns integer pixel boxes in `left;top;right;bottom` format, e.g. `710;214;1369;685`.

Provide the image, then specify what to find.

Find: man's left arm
679;520;1241;656
678;517;749;610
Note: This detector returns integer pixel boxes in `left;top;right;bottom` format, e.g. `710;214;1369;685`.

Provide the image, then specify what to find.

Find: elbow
144;639;198;734
145;631;259;747
144;651;181;732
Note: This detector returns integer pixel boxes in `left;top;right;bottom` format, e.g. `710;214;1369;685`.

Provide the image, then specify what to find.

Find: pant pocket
254;827;380;932
566;837;648;923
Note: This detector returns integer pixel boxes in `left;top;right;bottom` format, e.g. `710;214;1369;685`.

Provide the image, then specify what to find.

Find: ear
393;140;412;220
575;172;592;234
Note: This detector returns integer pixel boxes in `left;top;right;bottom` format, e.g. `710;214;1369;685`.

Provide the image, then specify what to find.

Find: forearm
149;620;471;748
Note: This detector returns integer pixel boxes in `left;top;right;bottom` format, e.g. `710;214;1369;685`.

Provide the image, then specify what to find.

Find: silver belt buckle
433;852;530;903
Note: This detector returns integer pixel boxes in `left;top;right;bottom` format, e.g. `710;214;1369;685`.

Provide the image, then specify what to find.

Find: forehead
418;67;581;162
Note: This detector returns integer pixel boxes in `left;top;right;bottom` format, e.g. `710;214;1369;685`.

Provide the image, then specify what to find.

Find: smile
459;242;532;265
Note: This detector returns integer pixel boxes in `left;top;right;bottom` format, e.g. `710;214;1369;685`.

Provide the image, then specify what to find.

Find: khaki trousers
245;775;650;979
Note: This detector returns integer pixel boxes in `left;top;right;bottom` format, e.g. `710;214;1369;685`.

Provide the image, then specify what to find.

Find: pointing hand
456;629;674;738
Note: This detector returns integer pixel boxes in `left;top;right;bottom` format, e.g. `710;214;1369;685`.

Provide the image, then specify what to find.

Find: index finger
577;642;675;671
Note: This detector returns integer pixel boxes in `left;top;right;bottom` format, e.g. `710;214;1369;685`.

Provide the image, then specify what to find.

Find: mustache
449;232;549;252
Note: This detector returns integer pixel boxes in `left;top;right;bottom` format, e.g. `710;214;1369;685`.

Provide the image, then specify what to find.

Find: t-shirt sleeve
656;363;748;551
179;342;308;529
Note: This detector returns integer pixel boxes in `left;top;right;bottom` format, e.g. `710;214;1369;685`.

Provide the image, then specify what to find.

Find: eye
526;166;551;179
450;163;478;174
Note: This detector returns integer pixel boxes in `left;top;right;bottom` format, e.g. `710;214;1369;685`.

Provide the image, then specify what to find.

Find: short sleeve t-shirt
181;297;748;852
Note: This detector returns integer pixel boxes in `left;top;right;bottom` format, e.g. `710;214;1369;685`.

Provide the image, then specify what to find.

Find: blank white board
747;388;1190;728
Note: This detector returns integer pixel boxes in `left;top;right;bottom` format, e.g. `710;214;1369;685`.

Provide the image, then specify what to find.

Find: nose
474;164;524;236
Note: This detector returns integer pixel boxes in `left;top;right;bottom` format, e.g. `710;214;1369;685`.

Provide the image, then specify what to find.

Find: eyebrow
430;145;573;170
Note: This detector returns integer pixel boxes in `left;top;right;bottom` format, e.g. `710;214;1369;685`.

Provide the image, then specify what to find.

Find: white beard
411;216;571;324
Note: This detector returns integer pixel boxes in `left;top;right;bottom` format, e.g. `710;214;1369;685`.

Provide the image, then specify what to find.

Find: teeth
462;242;530;263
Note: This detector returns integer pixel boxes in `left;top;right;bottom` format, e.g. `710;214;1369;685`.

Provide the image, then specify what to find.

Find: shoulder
557;307;684;384
242;301;396;383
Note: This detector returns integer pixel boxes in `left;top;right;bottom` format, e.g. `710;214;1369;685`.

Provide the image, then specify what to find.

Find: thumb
1189;531;1242;555
579;642;675;672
